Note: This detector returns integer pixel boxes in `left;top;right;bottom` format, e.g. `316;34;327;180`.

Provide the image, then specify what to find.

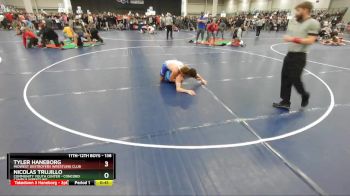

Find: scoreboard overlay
7;153;116;186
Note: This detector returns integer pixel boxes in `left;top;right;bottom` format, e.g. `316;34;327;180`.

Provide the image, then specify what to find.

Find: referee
273;1;320;110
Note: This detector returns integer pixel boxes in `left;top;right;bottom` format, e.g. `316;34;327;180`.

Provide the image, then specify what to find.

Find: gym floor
0;30;350;195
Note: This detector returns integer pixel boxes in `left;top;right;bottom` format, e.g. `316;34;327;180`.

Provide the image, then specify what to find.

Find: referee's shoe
273;92;310;110
273;101;291;110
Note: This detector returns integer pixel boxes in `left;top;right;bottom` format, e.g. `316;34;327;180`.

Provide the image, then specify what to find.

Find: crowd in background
0;5;349;48
1;7;348;32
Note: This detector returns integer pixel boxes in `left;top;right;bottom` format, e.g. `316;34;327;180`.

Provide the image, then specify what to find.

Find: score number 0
104;161;109;178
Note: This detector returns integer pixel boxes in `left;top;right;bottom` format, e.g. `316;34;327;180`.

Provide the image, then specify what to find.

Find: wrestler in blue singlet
160;60;184;82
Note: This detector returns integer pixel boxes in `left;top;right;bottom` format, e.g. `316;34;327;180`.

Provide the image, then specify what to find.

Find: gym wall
187;0;225;15
3;0;64;11
329;0;350;22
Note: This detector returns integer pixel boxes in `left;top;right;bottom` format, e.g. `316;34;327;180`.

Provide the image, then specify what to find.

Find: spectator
165;13;173;40
22;27;38;48
217;18;226;39
195;12;207;43
256;17;264;36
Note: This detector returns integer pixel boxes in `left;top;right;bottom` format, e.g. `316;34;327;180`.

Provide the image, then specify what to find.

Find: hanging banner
116;0;129;4
130;0;144;4
116;0;144;5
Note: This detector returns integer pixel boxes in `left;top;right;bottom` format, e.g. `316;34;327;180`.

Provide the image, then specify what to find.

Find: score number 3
104;161;110;179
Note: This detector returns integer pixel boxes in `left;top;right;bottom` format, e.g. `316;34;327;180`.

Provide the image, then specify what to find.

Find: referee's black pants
256;26;262;36
280;52;308;103
166;25;173;40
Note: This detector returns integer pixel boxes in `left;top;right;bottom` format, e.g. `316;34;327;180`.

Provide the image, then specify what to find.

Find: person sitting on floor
140;24;148;33
22;27;38;48
63;23;77;42
87;24;104;43
73;19;91;47
147;25;156;34
38;22;61;48
116;22;124;30
160;60;207;96
140;24;155;34
321;29;346;46
232;24;245;47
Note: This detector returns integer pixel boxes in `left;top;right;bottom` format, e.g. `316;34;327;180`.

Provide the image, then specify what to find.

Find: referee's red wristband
292;37;302;44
